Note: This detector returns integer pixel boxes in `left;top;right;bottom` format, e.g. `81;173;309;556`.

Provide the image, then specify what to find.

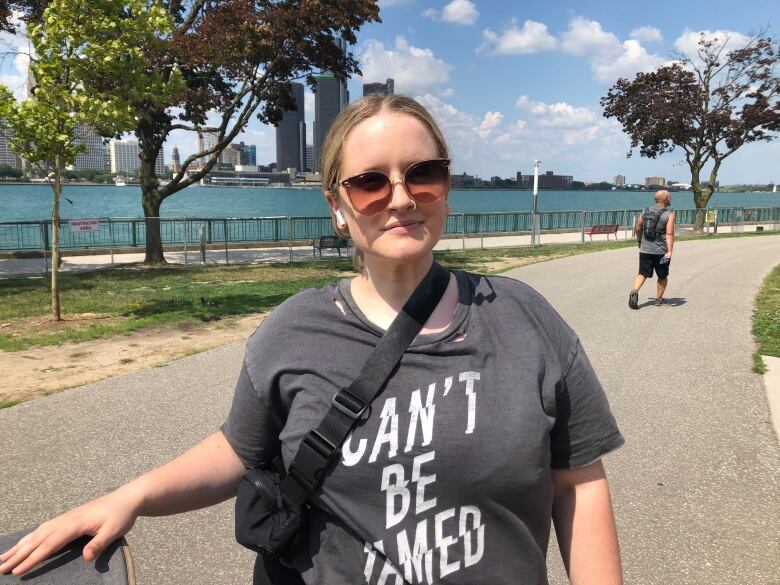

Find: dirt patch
0;313;267;404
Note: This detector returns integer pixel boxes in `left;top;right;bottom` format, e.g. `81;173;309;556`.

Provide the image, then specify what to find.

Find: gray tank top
640;207;672;255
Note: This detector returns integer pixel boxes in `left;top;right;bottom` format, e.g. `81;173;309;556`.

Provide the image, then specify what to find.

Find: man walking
629;189;676;309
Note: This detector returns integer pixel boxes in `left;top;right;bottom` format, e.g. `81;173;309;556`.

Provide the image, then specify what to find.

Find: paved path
1;236;778;584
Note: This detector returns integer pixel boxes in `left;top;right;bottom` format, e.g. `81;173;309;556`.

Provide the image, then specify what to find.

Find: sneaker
654;298;666;306
629;289;639;310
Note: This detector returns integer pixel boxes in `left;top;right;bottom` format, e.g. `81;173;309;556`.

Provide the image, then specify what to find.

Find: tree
601;33;780;230
0;0;180;320
6;1;380;264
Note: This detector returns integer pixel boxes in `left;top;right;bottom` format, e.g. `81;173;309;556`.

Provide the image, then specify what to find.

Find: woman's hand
0;486;141;576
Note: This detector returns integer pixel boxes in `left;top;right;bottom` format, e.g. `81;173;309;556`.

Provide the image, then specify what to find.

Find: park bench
311;235;349;258
586;223;619;241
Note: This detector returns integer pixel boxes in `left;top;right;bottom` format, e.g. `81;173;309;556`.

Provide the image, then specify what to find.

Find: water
1;183;779;222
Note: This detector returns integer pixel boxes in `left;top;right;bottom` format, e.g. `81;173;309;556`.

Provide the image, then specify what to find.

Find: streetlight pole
532;159;541;246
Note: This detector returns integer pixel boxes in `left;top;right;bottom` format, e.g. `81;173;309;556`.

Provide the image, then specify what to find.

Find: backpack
642;208;667;241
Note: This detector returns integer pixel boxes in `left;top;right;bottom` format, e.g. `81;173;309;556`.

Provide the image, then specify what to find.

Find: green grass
752;263;780;372
0;399;24;410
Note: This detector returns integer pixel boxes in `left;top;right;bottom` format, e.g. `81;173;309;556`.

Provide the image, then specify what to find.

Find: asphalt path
1;235;778;585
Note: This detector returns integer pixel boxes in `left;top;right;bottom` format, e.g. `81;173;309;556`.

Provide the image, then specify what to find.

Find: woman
1;94;623;584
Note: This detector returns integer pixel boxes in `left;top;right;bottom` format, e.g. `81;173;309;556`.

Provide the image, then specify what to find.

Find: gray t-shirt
222;270;623;585
640;207;672;255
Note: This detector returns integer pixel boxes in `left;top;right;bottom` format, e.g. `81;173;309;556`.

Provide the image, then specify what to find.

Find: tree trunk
51;157;62;321
689;163;710;232
142;193;166;264
138;115;169;264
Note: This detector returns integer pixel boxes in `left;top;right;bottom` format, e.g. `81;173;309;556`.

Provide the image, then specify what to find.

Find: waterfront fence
1;206;777;260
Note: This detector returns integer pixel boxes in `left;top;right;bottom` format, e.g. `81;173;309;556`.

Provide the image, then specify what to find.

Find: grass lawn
752;263;780;373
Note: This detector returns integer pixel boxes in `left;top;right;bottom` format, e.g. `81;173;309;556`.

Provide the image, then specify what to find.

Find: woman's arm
0;430;245;576
551;459;623;585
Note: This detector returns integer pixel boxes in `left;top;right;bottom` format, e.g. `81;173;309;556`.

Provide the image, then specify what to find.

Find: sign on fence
69;219;100;233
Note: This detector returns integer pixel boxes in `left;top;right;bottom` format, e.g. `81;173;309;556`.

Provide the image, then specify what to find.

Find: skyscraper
0;122;22;169
171;146;181;174
613;175;626;187
275;82;305;173
235;142;256;166
109;139;165;175
69;125;105;172
363;78;394;96
197;131;219;168
313;38;349;172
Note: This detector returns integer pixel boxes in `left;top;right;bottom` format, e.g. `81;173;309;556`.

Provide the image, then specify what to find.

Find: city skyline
0;1;777;183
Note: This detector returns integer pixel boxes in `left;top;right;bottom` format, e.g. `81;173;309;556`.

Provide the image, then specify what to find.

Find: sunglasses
338;158;451;216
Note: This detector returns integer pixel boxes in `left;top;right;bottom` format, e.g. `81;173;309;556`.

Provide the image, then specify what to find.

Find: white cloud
475;111;503;139
673;28;752;59
422;8;439;19
516;95;597;128
442;0;479;25
439;87;455;97
0;11;32;100
480;20;557;55
359;36;452;95
560;17;665;83
630;26;663;44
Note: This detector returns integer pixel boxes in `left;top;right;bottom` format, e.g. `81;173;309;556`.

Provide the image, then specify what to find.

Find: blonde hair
319;94;450;270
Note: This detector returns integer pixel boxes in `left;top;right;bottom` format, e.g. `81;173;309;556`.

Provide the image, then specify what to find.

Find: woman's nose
386;179;415;212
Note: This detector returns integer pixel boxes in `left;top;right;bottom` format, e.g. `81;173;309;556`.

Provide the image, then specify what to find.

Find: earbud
335;210;345;226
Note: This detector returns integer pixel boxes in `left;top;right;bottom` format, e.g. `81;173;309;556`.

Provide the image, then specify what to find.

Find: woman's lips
383;220;422;232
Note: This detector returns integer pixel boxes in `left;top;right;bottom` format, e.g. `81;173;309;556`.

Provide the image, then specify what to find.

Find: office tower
276;82;305;172
298;121;306;172
312;38;350;172
109;139;165;175
313;74;342;172
220;144;242;168
0;122;23;169
614;175;626;187
235;142;256;166
171;146;181;174
363;78;394;96
197;131;220;168
644;176;666;187
305;145;313;172
69;125;105;172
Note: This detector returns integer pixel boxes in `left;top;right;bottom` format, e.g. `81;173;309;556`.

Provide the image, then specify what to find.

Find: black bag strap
280;261;451;508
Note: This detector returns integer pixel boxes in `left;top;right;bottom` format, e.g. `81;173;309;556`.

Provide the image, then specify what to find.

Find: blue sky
1;0;778;184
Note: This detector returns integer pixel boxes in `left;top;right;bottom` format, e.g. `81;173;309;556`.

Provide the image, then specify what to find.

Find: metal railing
1;206;777;253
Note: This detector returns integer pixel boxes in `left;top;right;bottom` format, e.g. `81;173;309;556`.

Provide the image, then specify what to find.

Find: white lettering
411;451;437;514
342;434;367;467
443;375;453;396
459;371;480;434
434;508;460;578
405;385;436;452
396;520;433;584
370;398;399;463
381;464;410;529
459;506;485;567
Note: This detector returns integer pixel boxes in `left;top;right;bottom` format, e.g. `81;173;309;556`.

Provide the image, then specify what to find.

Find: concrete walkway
1;235;778;584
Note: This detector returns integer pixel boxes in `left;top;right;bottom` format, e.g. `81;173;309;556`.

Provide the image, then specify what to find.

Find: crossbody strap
280;261;451;508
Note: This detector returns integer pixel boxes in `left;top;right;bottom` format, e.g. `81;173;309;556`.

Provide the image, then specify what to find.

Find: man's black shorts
639;252;670;279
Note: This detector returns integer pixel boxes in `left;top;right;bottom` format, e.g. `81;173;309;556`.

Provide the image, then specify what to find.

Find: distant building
276;82;305;173
220;144;243;169
645;176;666;187
68;125;105;172
109;139;164;175
363;78;394;97
516;170;573;189
313;38;349;172
236;142;256;166
196;131;220;168
171;146;181;174
450;173;477;188
614;175;626;187
0;122;23;169
305;144;313;172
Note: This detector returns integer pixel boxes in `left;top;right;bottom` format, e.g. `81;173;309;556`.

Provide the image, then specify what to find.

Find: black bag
642;208;667;241
234;262;451;579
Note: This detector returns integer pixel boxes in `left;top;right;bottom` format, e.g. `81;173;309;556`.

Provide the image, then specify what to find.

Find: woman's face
327;110;450;267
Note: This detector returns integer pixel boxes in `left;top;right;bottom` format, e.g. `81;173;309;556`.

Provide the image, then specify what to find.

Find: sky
1;0;778;185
